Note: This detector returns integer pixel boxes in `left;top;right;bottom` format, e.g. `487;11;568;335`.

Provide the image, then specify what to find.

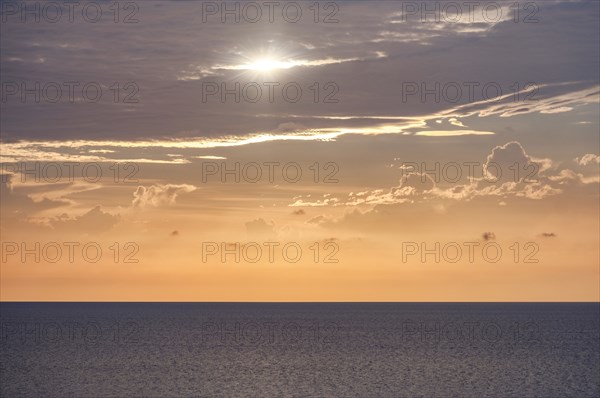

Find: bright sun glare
244;58;294;71
249;59;278;71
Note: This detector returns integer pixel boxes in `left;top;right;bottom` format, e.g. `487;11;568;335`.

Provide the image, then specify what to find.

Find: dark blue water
1;303;599;397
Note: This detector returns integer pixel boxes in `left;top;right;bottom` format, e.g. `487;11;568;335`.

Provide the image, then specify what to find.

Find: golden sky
1;0;599;301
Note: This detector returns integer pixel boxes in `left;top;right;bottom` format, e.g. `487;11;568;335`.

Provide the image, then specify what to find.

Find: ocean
1;303;599;397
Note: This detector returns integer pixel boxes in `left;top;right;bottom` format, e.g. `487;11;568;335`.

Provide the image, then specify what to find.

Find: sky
0;0;599;301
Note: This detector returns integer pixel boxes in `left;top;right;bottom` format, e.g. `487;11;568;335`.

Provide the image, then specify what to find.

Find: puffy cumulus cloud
432;179;561;201
290;195;341;207
49;206;120;234
341;173;437;206
530;157;555;174
548;169;600;185
438;141;569;201
132;184;197;208
575;154;600;166
245;218;275;238
513;182;562;200
483;141;542;183
345;191;382;206
296;174;436;208
290;141;599;209
394;173;436;195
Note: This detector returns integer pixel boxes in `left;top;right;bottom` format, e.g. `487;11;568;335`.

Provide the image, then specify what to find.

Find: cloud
306;215;328;225
292;209;306;215
530;157;555;174
211;55;372;72
0;173;77;219
290;195;341;207
50;206;120;233
0;174;122;238
540;106;573;114
0;143;193;164
448;118;466;127
291;141;596;209
483;141;540;183
275;122;309;133
547;169;600;185
575;154;600;166
482;232;496;241
397;173;436;193
415;130;494;137
194;156;227;160
132;184;197;208
2;0;598;142
245;218;275;238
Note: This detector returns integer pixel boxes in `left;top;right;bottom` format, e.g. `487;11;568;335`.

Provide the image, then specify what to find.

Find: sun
244;58;292;72
218;44;304;75
248;58;279;71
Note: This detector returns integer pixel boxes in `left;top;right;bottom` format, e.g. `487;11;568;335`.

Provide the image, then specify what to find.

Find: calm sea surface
1;302;598;397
